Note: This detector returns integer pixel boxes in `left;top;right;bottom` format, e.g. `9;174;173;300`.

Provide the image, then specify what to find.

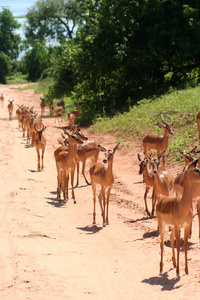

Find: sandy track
0;85;200;299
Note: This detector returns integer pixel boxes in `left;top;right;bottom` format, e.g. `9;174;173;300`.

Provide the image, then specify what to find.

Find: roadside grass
6;73;29;84
91;85;200;163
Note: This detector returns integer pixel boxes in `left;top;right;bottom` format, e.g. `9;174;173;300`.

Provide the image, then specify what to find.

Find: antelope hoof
73;199;76;204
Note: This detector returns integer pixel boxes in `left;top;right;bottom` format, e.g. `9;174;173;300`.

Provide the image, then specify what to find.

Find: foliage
0;8;21;59
0;51;10;83
68;0;200;120
44;42;75;101
25;0;88;43
6;73;29;85
0;8;21;83
6;1;200;124
19;43;52;82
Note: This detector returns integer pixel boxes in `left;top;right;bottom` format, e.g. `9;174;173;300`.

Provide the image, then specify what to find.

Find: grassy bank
91;85;200;163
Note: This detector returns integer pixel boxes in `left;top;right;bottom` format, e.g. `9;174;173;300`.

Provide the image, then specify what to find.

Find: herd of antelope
3;95;119;230
2;91;200;277
138;113;200;277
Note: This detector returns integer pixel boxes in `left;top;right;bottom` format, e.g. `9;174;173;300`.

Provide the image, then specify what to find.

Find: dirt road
0;85;200;299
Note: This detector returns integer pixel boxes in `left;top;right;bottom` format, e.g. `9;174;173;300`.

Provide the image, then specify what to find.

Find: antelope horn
161;114;172;125
34;123;38;132
34;123;44;133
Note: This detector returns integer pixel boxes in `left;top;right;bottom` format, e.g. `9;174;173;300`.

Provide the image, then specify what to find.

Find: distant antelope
0;93;4;107
40;97;46;116
7;99;14;120
57;99;65;112
49;104;63;122
68;106;82;130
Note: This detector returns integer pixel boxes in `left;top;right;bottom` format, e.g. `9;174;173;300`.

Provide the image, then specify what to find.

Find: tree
70;0;200;118
25;0;88;43
20;43;50;81
0;8;21;59
0;51;10;83
0;8;21;83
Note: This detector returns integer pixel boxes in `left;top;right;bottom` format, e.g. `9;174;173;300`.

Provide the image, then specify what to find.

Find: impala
174;147;200;238
16;104;25;129
143;114;173;167
156;159;200;276
76;141;106;187
57;99;65;112
56;133;83;203
68;106;82;130
138;154;155;216
149;153;174;203
7;99;14;120
90;143;120;227
34;123;46;171
0;93;4;107
40;97;46;116
174;147;199;197
49;104;63;122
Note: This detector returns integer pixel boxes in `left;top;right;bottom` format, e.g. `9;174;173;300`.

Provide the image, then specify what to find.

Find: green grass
91;85;200;163
6;73;29;84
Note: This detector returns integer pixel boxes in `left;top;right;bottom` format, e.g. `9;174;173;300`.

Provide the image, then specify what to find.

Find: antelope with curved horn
7;99;14;120
156;159;200;276
143;114;173;167
90;143;120;227
34;123;46;171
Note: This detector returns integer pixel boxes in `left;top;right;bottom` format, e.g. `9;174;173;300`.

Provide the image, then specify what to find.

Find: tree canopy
3;1;200;121
68;0;200;119
0;8;21;83
0;8;21;59
25;0;89;43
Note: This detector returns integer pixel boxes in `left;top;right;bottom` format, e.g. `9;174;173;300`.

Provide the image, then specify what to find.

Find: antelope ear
98;145;106;152
191;145;198;154
113;143;120;154
138;153;142;162
65;131;70;138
